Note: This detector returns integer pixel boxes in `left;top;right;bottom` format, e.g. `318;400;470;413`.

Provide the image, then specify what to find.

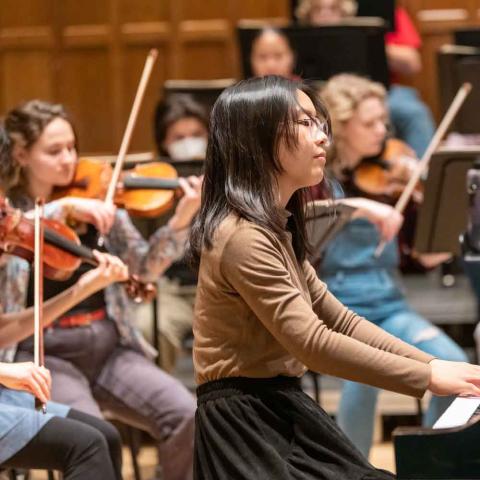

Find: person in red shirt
296;0;435;158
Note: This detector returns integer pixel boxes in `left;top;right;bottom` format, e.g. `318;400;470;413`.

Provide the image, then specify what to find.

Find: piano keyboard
433;397;480;429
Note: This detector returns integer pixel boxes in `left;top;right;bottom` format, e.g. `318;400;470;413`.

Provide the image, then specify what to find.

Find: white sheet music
433;397;480;429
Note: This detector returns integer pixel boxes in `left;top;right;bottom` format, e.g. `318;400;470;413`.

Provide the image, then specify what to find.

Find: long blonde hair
321;73;386;138
320;74;386;170
295;0;358;23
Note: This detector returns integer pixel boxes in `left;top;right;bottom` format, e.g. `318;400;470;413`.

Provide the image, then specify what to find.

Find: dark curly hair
153;94;208;156
1;100;76;197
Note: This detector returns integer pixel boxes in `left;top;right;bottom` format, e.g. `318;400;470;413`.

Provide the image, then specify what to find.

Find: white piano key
433;397;480;429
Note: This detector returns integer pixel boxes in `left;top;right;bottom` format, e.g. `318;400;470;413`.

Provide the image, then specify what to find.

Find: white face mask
167;136;207;161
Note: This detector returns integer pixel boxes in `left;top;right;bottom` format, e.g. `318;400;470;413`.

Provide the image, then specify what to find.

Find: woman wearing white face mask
154;94;208;161
150;94;208;371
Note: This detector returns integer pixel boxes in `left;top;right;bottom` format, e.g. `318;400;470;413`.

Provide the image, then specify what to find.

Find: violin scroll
124;274;157;303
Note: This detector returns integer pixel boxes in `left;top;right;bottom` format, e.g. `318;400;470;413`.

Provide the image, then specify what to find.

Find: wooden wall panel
58;49;113;152
1;52;53;107
0;0;290;153
403;0;479;120
123;46;169;152
1;0;478;151
60;0;109;25
118;0;169;23
233;0;290;20
179;1;231;20
0;0;53;27
118;0;170;153
179;41;234;79
56;0;112;152
0;0;55;113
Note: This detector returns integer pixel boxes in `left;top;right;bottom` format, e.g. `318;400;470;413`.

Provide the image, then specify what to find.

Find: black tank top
26;224;106;314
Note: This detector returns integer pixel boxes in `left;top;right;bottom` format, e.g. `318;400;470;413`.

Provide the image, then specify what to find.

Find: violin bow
96;49;158;247
104;48;159;206
374;82;472;257
34;197;47;413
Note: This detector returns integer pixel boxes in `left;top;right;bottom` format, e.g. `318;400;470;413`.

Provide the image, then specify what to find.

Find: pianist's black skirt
194;376;395;480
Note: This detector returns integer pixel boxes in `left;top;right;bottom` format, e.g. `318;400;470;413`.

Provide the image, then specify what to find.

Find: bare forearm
386;44;422;76
0;278;100;348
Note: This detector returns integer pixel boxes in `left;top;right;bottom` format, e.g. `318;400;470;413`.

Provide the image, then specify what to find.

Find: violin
372;82;472;256
54;49;201;218
0;197;156;302
351;138;423;204
52;157;182;218
347;138;424;271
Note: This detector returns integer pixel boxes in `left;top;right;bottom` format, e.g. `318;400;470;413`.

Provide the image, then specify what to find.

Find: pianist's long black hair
187;75;331;267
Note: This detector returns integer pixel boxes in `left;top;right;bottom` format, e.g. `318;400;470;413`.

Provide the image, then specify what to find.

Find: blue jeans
388;85;435;158
336;307;467;458
322;221;468;458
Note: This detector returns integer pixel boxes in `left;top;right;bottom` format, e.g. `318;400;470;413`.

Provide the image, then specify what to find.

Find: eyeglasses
294;117;330;141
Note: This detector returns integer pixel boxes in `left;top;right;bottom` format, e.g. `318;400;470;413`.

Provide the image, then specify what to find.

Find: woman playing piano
188;75;480;479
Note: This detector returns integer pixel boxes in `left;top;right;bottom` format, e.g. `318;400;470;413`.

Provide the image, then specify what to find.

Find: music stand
163;79;236;112
356;0;395;31
455;28;480;48
306;200;355;268
170;158;204;178
437;45;480;134
237;20;389;87
414;147;480;255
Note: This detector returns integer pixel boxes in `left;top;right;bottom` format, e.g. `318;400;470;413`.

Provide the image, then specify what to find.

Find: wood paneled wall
0;0;289;153
1;0;477;153
402;0;480;120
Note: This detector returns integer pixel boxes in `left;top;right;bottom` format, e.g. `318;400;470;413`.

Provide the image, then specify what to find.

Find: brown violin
372;82;472;256
52;157;182;218
53;49;196;218
352;138;423;204
0;197;156;302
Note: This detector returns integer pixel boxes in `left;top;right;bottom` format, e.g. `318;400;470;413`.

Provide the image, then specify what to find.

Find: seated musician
0;123;126;479
318;73;467;458
150;94;208;372
250;27;297;79
295;0;436;158
1;100;201;480
154;94;208;161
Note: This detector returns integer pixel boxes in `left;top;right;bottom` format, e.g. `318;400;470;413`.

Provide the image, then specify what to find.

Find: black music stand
237;20;389;87
304;199;354;403
163;79;236;112
169;158;204;178
356;0;395;31
455;27;480;48
414;148;480;255
437;45;480;134
305;200;355;269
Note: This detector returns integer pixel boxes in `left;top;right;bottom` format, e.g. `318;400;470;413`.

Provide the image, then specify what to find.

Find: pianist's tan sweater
193;214;434;398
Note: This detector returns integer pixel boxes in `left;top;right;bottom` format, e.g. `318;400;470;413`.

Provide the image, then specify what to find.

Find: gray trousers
17;320;195;480
137;277;196;373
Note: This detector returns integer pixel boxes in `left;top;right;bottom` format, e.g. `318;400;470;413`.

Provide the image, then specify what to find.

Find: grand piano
394;397;480;479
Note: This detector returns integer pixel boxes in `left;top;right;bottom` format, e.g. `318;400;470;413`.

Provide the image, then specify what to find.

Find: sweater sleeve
303;260;435;364
220;226;432;398
105;209;188;281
